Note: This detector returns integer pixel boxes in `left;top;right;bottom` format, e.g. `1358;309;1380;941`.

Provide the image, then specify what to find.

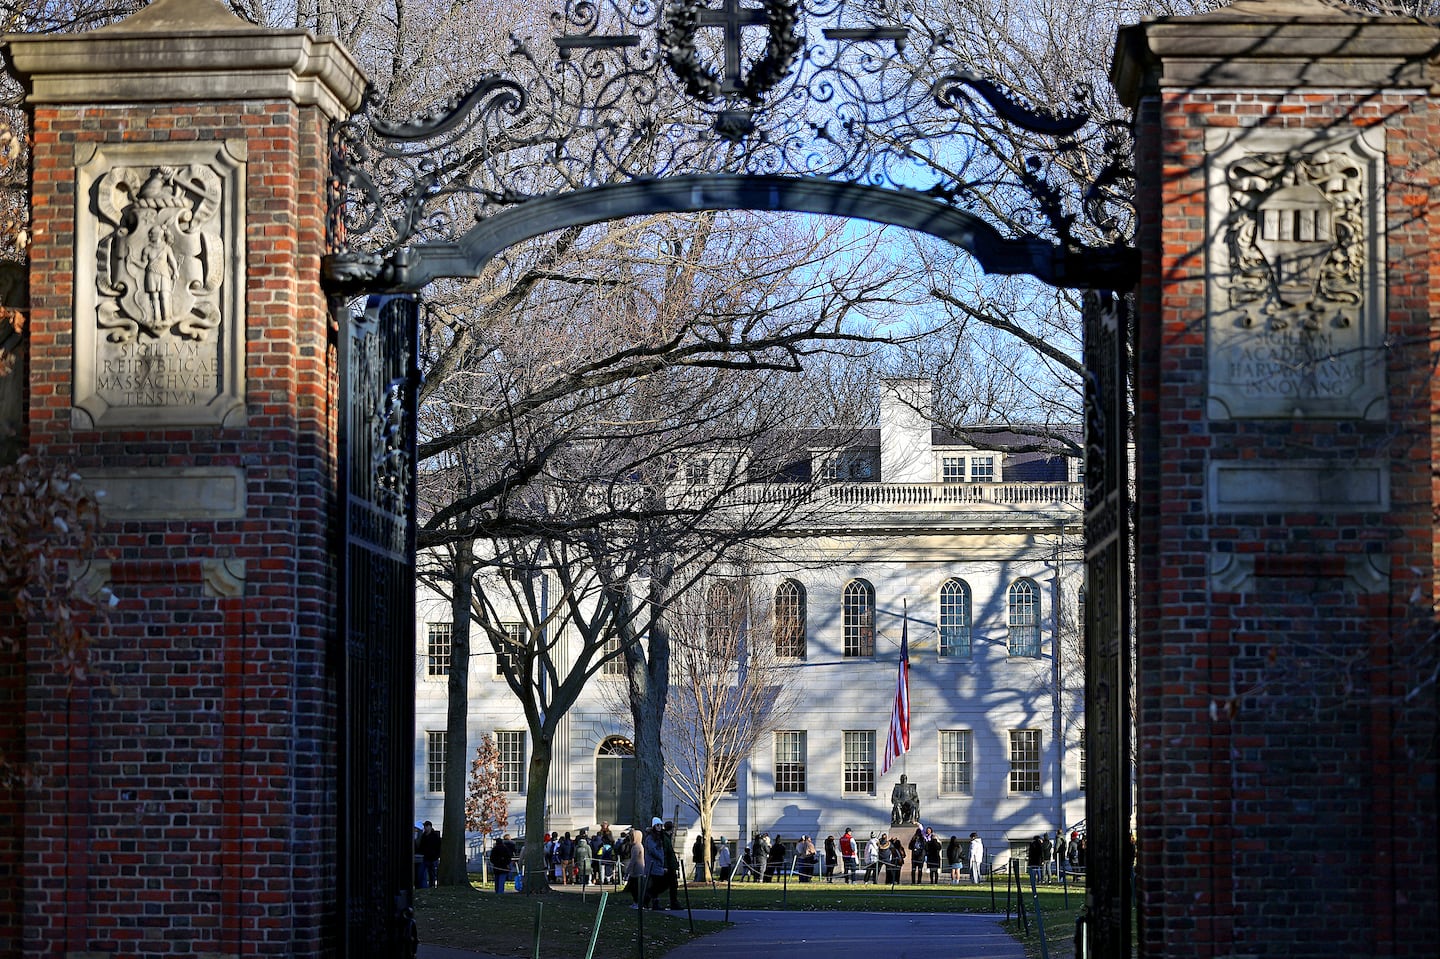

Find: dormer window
939;453;996;483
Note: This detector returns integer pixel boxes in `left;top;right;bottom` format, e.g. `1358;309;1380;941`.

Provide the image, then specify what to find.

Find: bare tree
648;575;802;881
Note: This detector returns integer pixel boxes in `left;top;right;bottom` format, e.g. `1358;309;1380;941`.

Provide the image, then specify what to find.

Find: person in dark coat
1027;835;1046;883
908;828;926;884
488;833;516;894
417;821;442;889
693;831;707;882
824;835;838;881
765;836;787;882
924;829;942;884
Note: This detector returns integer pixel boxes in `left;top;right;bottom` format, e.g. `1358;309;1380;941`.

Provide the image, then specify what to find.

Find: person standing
643;819;668;909
416;821;442;889
968;832;985;884
575;830;592;888
863;832;880;883
765;835;787;882
1027;835;1045;885
1055;831;1068;879
625;825;647;907
946;835;963;884
924;828;942;884
908;827;926;884
693;831;707;882
1041;832;1054;882
837;829;856;883
662;821;681;909
716;840;733;881
824;835;838;882
489;833;516;894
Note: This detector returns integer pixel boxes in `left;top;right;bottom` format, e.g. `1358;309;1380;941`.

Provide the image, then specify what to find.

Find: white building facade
415;381;1085;872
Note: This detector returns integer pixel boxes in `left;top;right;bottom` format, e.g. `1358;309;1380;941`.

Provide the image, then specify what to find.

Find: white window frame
497;729;526;793
842;730;875;795
1007;578;1041;658
1009;729;1042;793
426;730;446;793
938;579;972;659
426;622;452;678
939;729;973;795
842;579;875;658
774;579;806;659
774;730;807;794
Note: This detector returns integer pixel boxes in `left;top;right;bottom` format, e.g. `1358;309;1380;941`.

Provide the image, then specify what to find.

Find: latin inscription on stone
1206;128;1385;420
96;337;219;408
73;142;246;429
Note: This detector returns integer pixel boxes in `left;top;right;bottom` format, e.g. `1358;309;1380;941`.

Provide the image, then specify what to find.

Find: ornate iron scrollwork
326;0;1135;292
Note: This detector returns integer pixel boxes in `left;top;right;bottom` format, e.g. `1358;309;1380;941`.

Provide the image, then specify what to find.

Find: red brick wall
1132;89;1440;957
7;96;340;956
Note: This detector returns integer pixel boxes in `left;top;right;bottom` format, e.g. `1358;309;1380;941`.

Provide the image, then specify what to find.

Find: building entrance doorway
595;736;636;826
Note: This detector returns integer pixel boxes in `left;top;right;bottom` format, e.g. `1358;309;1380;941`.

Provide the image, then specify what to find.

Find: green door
595;736;635;825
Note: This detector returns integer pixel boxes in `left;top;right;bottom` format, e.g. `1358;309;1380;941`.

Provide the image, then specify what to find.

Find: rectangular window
601;634;627;677
941;456;966;483
970;455;996;483
818;455;839;483
497;730;526;793
940;729;973;795
774;730;807;793
496;622;524;676
842;730;875;795
1009;729;1041;793
426;730;446;793
426;622;452;677
710;754;739;794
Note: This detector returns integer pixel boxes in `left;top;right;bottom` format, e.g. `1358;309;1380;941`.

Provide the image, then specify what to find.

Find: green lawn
415;874;1089;958
413;883;726;959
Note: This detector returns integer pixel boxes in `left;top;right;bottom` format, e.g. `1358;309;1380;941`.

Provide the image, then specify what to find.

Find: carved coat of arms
94;165;225;342
1221;149;1364;332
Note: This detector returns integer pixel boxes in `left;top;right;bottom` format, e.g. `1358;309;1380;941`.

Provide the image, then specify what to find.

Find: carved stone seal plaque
1206;128;1385;420
74;141;246;429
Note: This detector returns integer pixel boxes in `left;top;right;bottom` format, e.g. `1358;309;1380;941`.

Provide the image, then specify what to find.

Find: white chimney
880;378;933;484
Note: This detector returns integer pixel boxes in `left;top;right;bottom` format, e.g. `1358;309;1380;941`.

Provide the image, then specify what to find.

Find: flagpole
901;598;908;779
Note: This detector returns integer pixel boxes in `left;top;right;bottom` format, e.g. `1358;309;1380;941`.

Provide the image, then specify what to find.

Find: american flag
881;614;910;775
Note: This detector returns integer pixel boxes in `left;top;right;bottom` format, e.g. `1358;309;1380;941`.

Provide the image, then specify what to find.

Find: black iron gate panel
339;294;420;958
1082;290;1132;959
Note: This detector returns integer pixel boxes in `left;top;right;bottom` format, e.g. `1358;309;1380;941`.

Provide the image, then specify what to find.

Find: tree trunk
440;541;474;886
629;607;671;826
698;807;715;882
521;735;554;892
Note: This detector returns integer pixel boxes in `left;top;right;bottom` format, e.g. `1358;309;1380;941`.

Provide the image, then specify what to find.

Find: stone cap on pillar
1111;0;1440;106
1;0;366;120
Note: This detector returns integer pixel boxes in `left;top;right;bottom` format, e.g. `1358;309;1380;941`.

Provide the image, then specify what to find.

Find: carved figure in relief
138;225;179;326
1222;149;1363;333
94;164;224;342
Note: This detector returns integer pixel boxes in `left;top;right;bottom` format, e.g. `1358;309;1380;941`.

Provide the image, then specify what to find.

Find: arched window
842;579;875;658
1007;578;1041;657
938;578;972;659
774;579;807;659
706;580;738;656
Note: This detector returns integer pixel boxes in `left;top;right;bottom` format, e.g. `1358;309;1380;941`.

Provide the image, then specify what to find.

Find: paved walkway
418;907;1024;959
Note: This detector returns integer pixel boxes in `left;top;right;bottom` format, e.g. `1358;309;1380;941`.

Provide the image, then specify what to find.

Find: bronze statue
890;774;919;825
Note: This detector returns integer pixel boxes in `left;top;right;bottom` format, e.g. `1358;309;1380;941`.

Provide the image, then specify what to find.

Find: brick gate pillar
1113;2;1440;957
1;0;364;954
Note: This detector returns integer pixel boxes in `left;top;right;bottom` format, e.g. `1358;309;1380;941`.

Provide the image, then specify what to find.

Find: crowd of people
482;820;1089;896
711;826;994;886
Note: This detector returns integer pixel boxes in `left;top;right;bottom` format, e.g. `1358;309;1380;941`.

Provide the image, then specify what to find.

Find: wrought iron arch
342;174;1122;293
323;0;1136;296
